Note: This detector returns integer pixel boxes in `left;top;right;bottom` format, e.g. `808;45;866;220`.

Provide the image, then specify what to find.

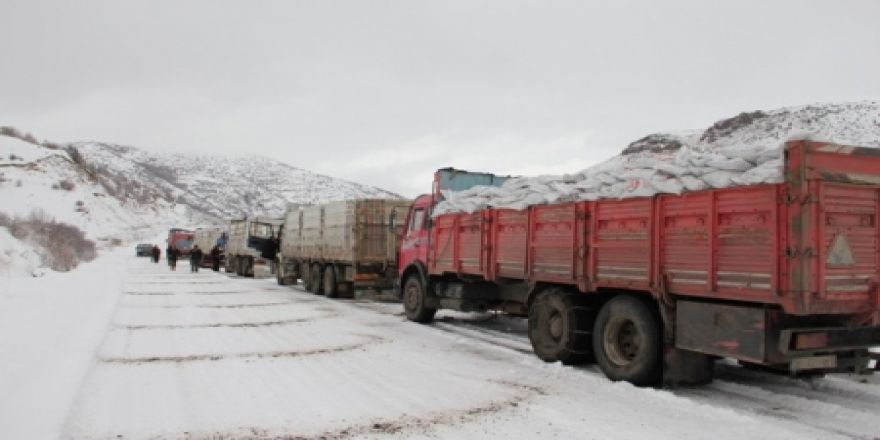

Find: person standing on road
151;245;161;263
167;246;179;271
190;245;204;273
209;244;222;272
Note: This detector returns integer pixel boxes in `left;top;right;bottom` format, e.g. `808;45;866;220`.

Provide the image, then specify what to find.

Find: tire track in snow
119;301;302;309
123;290;256;295
110;311;340;330
148;379;546;440
97;333;389;365
676;371;880;438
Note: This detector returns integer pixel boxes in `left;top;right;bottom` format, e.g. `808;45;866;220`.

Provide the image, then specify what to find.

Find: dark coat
190;248;204;263
167;247;179;261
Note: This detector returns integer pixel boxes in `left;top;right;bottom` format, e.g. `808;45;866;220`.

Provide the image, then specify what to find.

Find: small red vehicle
396;140;880;385
167;228;195;256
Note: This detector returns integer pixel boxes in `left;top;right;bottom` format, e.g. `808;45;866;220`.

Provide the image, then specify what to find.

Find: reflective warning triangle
827;234;856;267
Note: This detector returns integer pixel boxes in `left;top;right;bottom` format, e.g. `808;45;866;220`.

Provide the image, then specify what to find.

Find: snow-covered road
3;253;879;439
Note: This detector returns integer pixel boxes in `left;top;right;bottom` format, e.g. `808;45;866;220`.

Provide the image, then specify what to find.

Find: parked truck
194;226;226;268
277;199;411;298
167;228;195;256
225;216;283;277
396;140;880;385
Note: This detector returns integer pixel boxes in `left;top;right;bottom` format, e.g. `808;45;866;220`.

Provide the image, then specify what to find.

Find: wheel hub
548;313;563;340
405;285;419;309
604;318;641;366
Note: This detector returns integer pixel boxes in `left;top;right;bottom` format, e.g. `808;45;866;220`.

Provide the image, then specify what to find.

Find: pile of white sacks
434;144;783;215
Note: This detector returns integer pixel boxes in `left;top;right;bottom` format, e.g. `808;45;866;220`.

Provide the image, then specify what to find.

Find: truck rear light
355;274;379;281
795;332;829;350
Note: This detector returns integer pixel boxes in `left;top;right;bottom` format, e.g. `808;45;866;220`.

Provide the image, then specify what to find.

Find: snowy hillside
0;128;401;276
0;134;193;245
627;101;880;154
438;101;880;214
71;142;402;220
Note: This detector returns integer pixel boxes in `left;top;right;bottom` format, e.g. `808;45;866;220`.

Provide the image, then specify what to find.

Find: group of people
148;243;223;272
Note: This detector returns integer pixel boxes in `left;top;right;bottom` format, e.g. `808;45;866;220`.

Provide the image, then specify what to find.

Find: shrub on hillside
58;179;76;191
4;210;97;271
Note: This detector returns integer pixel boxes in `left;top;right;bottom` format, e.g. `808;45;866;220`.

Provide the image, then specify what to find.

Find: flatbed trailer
397;141;880;385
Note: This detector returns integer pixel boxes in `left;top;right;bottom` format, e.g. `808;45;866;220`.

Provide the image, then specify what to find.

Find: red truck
396;140;880;385
167;228;195;256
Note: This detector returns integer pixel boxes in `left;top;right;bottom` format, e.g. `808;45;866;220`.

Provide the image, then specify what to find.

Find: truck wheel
593;295;662;386
300;262;310;288
233;257;242;275
242;257;255;278
528;288;594;365
323;265;339;298
403;276;436;323
308;263;323;294
276;262;293;285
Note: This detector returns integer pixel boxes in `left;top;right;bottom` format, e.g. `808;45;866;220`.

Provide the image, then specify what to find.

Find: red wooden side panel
493;209;528;279
591;198;653;290
457;212;484;274
430;214;457;274
529;203;577;282
659;192;711;294
712;186;779;303
815;183;877;308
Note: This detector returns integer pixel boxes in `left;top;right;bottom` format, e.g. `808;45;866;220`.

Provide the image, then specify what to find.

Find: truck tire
403;276;436;323
308;263;323;294
233;257;242;276
593;295;662;386
300;261;310;288
528;288;594;365
276;261;294;286
323;265;339;298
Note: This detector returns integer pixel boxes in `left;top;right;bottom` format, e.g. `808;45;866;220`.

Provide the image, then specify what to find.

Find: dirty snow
1;253;878;439
436;101;880;215
0;227;45;278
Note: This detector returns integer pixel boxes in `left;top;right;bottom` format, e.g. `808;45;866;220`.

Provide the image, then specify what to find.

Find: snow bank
0;248;126;439
0;228;45;277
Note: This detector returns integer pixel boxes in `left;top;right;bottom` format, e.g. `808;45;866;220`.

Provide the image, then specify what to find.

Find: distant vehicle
225;217;283;277
135;243;153;257
277;199;411;297
167;228;195;256
194;227;226;268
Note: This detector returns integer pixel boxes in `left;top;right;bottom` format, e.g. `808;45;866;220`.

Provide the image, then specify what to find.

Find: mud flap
663;344;714;386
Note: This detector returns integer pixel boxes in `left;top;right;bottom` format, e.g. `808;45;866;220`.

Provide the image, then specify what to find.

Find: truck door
398;195;431;275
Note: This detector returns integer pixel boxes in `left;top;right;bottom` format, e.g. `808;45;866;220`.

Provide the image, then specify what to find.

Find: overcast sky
2;1;879;197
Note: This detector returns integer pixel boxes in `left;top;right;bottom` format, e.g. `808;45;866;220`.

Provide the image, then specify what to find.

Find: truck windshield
250;222;274;238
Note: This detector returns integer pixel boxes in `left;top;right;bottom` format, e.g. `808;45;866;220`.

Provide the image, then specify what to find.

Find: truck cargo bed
428;141;880;320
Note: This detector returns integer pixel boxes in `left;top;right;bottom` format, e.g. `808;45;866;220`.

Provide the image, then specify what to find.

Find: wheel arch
400;260;428;295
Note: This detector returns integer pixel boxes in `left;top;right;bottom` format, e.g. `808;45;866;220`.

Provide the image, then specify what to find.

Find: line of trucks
183;140;880;386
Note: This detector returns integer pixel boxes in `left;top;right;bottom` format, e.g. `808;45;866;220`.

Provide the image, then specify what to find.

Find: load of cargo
193;226;226;268
436;102;880;215
277;198;410;297
434;144;783;215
